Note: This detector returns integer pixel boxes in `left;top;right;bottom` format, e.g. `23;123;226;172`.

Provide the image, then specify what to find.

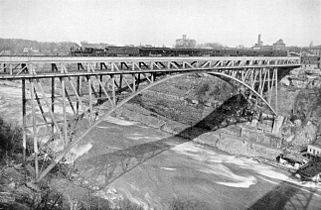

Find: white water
64;143;93;164
103;116;138;126
172;143;321;190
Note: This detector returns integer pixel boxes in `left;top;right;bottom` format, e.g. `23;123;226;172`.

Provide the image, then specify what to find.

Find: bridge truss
0;56;300;181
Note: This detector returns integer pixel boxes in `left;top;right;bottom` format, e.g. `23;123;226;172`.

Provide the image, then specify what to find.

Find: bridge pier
272;115;285;136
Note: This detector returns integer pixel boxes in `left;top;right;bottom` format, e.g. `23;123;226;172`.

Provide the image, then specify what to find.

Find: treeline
0;38;79;55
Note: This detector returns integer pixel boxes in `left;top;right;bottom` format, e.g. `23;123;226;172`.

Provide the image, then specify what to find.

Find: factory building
252;34;286;51
175;34;196;48
273;39;286;51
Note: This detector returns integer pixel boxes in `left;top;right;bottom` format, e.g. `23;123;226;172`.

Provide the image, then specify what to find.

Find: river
72;116;321;209
1;83;321;209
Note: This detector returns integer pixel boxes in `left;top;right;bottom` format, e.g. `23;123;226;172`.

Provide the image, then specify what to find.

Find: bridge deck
0;56;301;80
0;56;300;63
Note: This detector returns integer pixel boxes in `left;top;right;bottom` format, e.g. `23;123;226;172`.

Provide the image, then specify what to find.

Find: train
70;46;288;57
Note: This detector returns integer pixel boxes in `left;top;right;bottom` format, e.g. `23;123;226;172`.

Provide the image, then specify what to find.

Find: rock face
193;132;282;159
119;66;321;159
129;74;238;125
277;67;321;151
280;67;321;90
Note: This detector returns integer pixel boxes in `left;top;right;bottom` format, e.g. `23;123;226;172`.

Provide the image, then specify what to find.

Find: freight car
70;46;287;57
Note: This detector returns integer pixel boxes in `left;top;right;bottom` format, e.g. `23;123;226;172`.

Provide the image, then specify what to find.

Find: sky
0;0;320;47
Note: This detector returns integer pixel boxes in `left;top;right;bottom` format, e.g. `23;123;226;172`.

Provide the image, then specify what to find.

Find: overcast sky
0;0;320;47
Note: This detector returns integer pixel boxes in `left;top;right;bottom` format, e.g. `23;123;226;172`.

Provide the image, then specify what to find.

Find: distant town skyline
0;0;320;47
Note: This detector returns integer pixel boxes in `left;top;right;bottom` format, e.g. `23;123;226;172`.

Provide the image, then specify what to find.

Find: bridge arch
38;70;277;181
112;71;277;115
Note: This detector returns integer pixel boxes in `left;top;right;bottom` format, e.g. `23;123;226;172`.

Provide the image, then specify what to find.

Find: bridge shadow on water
247;181;318;210
72;92;319;209
73;94;252;189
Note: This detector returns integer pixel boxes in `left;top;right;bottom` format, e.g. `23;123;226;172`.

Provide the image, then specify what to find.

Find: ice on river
172;143;321;190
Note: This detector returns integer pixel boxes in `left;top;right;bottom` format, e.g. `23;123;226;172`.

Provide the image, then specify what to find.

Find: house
297;160;321;182
277;153;308;170
301;55;321;69
307;144;321;158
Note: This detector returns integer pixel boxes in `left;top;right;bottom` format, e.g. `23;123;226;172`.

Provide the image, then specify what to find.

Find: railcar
70;46;287;57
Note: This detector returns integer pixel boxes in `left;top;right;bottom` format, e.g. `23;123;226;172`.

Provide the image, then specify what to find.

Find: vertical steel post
99;75;103;98
9;64;13;75
268;68;272;104
111;75;116;106
150;62;154;82
88;76;93;123
241;70;245;81
133;74;136;92
51;64;55;134
119;74;123;89
260;68;267;96
76;76;80;114
77;63;83;100
259;68;262;93
30;79;39;179
248;69;254;100
61;76;68;146
275;68;278;115
137;73;141;90
22;79;26;162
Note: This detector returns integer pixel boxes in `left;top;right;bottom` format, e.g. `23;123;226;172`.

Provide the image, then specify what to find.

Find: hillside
0;38;79;55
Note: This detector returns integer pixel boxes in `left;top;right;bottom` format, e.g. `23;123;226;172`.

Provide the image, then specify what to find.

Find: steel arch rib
207;72;277;115
37;71;276;182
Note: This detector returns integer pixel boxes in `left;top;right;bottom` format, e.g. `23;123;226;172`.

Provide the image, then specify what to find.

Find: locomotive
70;45;287;57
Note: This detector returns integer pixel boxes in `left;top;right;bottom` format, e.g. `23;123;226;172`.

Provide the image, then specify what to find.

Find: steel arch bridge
0;56;300;181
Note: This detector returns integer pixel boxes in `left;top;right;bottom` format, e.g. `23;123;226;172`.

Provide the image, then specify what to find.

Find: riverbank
114;101;283;161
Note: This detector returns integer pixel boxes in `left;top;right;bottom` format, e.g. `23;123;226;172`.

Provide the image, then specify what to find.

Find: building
252;34;272;50
297;161;321;182
0;50;11;55
23;48;29;55
307;144;321;157
310;48;321;56
301;55;321;69
252;34;286;51
296;142;321;182
253;34;263;49
252;34;263;50
273;39;286;51
175;34;196;48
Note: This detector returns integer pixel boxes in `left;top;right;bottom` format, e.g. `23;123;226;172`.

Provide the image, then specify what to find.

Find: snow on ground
64;143;93;164
0;86;22;98
126;133;163;141
103;116;138;126
160;167;177;171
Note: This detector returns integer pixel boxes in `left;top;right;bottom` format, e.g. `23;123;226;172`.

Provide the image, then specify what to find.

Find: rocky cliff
116;67;321;160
